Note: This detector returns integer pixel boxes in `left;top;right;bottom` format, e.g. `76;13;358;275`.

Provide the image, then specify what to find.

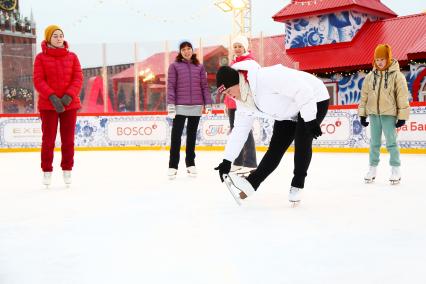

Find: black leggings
247;99;329;189
169;115;201;169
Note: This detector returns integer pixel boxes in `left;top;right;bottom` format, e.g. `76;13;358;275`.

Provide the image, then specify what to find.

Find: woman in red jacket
33;25;83;187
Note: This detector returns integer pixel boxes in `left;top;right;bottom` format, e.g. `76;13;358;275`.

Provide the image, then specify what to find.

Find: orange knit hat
373;44;392;70
44;25;63;43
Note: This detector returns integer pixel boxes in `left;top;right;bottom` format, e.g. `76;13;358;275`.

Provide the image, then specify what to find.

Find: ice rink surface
0;150;425;284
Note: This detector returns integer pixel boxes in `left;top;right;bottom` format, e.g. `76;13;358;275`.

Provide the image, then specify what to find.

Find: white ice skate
230;165;243;172
364;166;377;183
168;168;177;180
289;186;302;207
222;173;255;206
187;166;197;177
234;167;256;177
42;172;52;188
389;166;401;185
63;170;72;187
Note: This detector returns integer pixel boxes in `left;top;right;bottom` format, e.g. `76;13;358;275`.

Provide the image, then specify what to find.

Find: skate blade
168;175;177;180
223;174;242;206
390;179;401;185
187;172;197;178
290;200;300;208
364;178;375;184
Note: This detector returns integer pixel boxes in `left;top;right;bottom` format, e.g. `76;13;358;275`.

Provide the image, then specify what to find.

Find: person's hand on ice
214;159;232;182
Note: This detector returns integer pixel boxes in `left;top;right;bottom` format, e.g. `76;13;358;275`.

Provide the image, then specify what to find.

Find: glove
305;119;322;139
61;94;72;106
214;159;232;182
395;120;405;128
167;104;176;119
205;104;213;115
49;94;65;113
360;116;369;127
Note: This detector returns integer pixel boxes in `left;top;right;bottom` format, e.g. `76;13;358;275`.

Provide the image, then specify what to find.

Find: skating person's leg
380;115;400;167
229;108;257;169
228;108;244;167
291;99;329;188
381;115;401;183
40;110;59;172
59;109;77;171
185;116;201;167
246;120;296;190
369;115;383;167
169;115;186;169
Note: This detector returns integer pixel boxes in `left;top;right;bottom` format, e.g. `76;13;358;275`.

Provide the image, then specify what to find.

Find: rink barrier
1;145;425;154
1;103;426;154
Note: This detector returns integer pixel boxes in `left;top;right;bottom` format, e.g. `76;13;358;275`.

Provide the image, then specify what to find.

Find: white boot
186;166;197;177
42;172;52;187
228;174;255;197
63;170;72;186
168;168;177;180
364;166;377;183
289;186;302;204
389;166;401;184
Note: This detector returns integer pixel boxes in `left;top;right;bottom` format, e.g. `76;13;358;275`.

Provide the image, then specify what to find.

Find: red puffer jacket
33;40;83;111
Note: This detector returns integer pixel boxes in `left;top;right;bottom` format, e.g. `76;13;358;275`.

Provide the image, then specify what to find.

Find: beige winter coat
358;59;410;120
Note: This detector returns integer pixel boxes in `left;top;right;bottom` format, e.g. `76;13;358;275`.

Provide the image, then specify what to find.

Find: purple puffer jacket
167;61;212;105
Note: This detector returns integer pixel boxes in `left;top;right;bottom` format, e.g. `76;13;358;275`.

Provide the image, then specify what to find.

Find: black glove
61;94;72;106
49;94;65;113
395;120;405;128
214;159;232;182
360;116;369;127
305;119;322;139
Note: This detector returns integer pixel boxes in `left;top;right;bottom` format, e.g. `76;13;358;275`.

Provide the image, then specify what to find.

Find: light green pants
369;114;400;167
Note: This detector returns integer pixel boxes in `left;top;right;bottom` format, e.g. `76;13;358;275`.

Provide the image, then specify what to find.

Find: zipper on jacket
187;62;193;105
377;72;383;115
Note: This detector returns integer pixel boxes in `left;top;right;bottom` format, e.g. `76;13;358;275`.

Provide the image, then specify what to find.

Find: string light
410;60;426;65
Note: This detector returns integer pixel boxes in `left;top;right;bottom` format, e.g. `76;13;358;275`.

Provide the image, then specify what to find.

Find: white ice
0;150;425;284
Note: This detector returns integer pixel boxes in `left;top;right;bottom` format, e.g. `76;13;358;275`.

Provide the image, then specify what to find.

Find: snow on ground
0;150;425;284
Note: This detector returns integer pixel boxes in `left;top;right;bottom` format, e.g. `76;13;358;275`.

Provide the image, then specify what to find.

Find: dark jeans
169;115;201;169
228;109;257;168
247;99;329;189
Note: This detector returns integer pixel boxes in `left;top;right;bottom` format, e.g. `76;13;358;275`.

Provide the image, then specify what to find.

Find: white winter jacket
224;63;329;162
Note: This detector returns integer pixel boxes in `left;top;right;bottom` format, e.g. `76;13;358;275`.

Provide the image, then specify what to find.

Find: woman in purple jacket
167;41;212;179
